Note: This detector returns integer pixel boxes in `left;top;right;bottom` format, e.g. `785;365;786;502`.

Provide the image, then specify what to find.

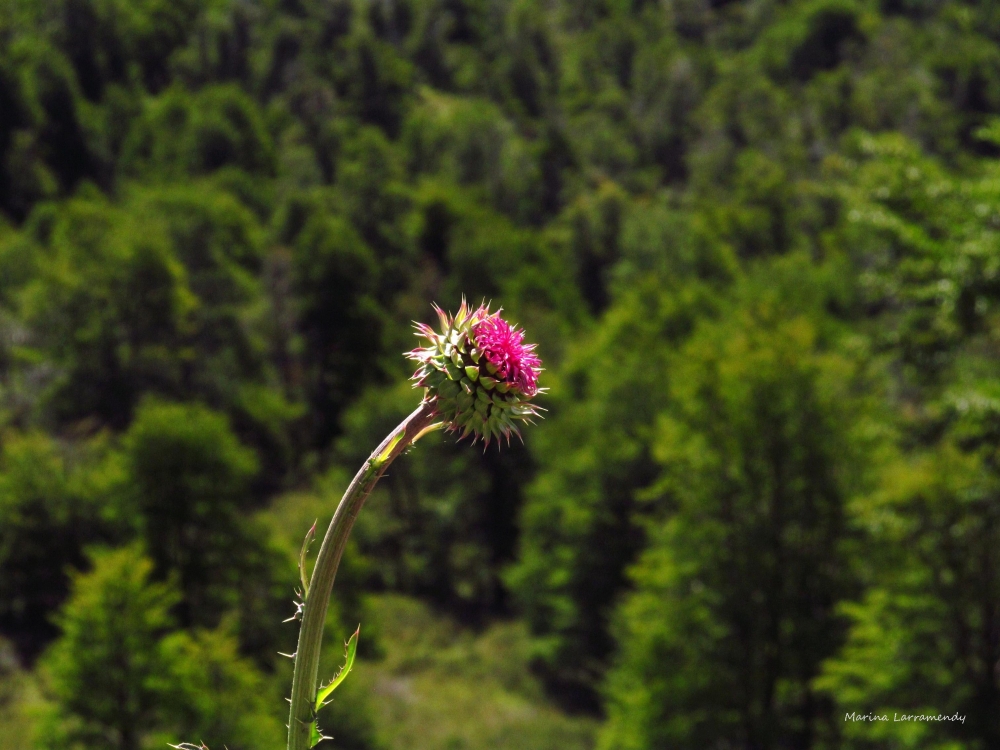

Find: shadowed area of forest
2;0;1000;748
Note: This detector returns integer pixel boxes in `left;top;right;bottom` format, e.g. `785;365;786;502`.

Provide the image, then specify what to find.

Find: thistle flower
407;299;544;445
287;300;545;750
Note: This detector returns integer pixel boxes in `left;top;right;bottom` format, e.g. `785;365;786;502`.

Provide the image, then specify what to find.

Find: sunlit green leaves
601;264;869;749
309;627;361;748
818;441;1000;746
36;545;283;750
315;626;360;712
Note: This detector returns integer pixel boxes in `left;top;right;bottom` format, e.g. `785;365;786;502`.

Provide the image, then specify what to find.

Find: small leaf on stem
308;720;330;749
314;626;360;711
299;520;317;596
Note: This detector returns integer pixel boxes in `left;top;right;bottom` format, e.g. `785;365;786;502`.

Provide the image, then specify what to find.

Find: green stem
286;401;438;750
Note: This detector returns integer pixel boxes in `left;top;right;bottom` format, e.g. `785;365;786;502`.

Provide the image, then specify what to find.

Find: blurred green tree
36;545;180;750
121;84;275;180
601;265;868;749
11;183;291;436
160;625;285;750
508;284;714;707
0;432;123;660
37;544;285;750
289;206;385;449
818;428;1000;748
119;399;297;669
121;400;262;627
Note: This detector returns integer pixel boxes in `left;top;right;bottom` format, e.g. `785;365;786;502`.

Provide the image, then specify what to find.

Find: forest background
2;0;1000;748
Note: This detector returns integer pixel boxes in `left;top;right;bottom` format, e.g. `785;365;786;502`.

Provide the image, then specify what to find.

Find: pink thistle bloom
473;315;542;397
405;299;544;446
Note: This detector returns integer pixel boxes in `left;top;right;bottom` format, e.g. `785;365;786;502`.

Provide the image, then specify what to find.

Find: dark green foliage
121;400;258;627
159;626;285;750
37;546;180;750
0;433;123;661
507;285;696;708
121;85;275;179
817;439;1000;749
762;0;867;83
19;194;196;426
600;264;867;748
401;93;544;223
290;208;384;447
56;0;201;97
508;203;732;707
3;181;297;447
37;545;284;750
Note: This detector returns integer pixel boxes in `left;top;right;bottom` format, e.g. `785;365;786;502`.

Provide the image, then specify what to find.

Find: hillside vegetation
2;0;1000;748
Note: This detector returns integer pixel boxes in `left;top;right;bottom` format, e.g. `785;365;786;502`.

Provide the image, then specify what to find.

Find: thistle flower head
407;299;544;445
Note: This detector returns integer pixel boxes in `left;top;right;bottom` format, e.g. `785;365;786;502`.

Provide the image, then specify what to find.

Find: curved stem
287;401;437;750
